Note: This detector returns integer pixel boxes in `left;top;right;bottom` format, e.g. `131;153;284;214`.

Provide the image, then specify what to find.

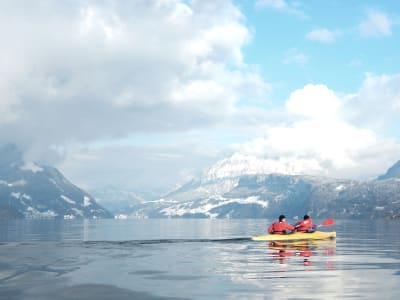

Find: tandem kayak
251;231;336;241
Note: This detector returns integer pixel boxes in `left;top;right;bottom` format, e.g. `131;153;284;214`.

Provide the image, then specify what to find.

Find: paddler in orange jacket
268;215;295;234
294;215;314;232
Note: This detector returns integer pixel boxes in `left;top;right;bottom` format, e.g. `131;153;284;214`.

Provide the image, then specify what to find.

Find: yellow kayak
252;231;336;241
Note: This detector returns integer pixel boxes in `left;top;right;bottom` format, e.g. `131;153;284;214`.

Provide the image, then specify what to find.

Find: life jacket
268;221;294;234
295;218;313;232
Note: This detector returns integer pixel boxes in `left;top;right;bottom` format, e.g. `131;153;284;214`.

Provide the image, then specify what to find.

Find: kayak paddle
318;218;334;227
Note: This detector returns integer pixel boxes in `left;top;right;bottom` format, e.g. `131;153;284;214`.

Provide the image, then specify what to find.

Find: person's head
303;215;310;220
279;215;286;222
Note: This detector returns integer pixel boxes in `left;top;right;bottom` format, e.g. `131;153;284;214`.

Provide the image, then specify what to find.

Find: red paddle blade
322;218;334;226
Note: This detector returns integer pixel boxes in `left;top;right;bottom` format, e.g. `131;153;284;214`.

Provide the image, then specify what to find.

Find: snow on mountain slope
204;153;322;181
0;144;112;219
139;161;400;219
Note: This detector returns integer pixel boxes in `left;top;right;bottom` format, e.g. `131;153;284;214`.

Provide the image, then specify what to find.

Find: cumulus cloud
343;73;400;130
285;84;340;118
210;81;400;181
306;28;339;43
359;11;392;37
0;0;267;157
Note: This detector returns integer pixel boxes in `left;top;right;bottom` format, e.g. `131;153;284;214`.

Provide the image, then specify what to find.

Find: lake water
0;219;399;299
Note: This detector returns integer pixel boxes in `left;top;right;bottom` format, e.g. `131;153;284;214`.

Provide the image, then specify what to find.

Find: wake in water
83;237;252;246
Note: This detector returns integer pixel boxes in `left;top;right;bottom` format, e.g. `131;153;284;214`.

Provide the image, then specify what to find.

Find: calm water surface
0;219;399;299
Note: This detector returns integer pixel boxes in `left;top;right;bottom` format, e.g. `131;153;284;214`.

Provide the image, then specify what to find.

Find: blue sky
239;0;400;105
0;0;399;195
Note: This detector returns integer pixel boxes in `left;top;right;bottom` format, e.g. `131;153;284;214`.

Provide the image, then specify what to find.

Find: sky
0;0;400;197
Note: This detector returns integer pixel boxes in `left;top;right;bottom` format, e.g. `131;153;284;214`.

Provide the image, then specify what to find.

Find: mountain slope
132;161;400;220
377;161;400;180
0;145;112;219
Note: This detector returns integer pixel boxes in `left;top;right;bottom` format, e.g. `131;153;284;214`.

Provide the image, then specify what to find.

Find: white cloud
46;72;400;191
208;82;400;181
285;84;340;118
306;28;339;43
0;0;267;152
58;139;223;194
359;11;392;37
2;1;399;193
59;74;400;189
343;73;400;130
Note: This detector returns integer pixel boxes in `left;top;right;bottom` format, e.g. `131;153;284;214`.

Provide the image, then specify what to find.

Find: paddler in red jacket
268;215;295;234
294;215;314;232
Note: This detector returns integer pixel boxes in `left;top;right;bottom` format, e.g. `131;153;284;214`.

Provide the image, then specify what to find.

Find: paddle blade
321;218;334;226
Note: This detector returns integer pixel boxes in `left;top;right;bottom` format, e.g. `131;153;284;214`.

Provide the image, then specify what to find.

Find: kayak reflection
268;240;336;268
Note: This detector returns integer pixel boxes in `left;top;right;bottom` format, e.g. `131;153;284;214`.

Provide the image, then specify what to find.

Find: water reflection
268;240;336;269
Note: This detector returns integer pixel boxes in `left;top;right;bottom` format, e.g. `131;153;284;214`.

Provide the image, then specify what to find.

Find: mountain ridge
377;160;400;180
0;145;112;219
130;162;400;220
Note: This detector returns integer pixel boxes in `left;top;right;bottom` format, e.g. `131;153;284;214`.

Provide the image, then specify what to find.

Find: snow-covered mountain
4;142;399;220
203;153;321;181
0;145;112;219
131;160;400;220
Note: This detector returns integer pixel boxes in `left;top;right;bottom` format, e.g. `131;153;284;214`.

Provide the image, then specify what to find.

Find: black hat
279;215;286;222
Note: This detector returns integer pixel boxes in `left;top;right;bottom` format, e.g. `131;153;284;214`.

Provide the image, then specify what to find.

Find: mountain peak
203;153;323;181
377;160;400;180
0;145;112;219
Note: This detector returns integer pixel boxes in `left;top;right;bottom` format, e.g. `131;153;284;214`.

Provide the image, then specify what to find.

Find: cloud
285;84;340;118
209;81;400;180
358;11;392;37
306;28;339;43
0;0;268;155
343;73;400;130
45;73;400;191
58;139;224;194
